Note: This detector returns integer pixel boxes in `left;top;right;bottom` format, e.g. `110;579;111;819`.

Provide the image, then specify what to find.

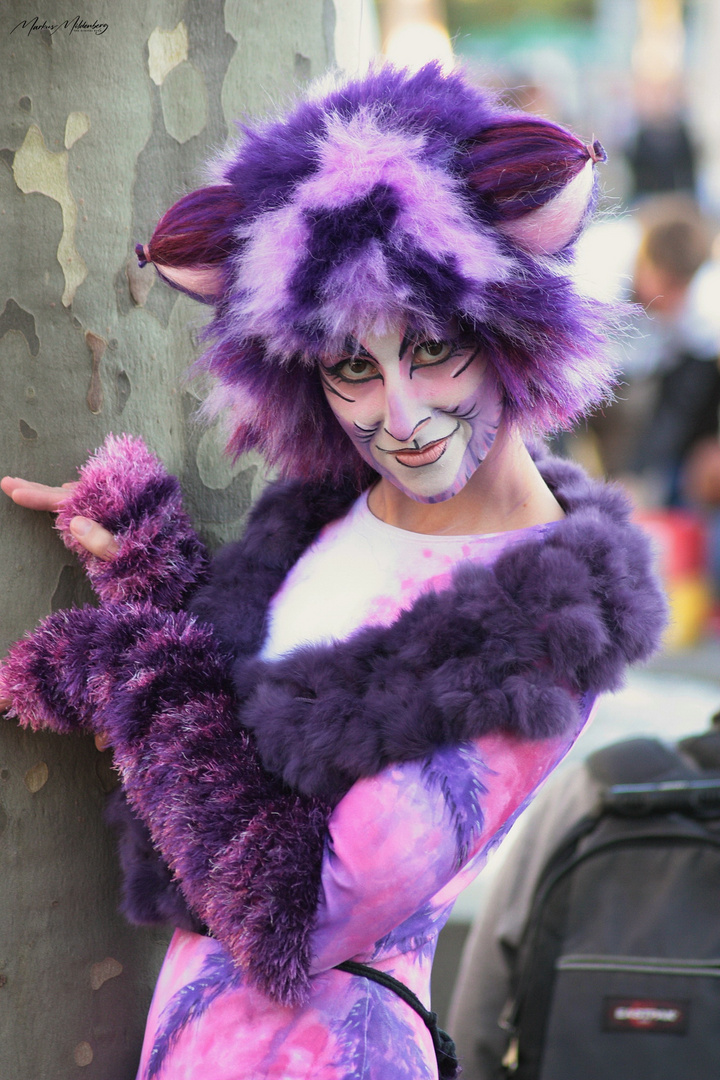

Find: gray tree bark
0;3;338;1077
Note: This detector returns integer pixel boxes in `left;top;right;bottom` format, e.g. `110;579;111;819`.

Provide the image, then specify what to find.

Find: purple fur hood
0;436;667;1003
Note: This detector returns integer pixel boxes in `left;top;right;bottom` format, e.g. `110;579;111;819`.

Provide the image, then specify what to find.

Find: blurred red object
635;509;708;579
634;509;711;648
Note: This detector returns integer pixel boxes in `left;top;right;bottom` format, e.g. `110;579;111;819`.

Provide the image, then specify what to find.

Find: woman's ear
464;117;604;256
139;185;245;303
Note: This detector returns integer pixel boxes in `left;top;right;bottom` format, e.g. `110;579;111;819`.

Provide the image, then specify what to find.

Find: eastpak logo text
603;997;689;1034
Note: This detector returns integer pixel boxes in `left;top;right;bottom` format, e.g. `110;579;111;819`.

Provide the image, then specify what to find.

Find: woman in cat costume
0;64;666;1080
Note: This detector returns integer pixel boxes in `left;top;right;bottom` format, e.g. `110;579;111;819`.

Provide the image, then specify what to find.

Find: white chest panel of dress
260;490;554;661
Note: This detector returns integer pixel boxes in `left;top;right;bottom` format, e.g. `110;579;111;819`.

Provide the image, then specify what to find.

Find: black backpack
500;730;720;1080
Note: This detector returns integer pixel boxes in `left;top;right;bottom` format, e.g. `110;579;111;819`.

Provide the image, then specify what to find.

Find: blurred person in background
684;433;720;609
624;77;697;200
572;196;720;510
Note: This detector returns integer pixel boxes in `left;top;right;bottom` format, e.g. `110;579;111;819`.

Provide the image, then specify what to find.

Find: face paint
319;328;503;503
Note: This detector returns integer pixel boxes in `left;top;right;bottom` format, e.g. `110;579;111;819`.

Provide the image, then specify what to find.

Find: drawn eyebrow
399;328;415;358
343;334;376;362
452;346;481;378
319;371;356;402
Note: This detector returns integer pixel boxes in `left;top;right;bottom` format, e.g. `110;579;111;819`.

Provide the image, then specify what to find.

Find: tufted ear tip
498;156;597;256
151;262;226;303
142;183;245;303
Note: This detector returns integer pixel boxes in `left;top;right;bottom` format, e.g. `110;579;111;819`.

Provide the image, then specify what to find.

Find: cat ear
138;185;245;303
140;255;227;303
498;156;598;255
464;117;605;256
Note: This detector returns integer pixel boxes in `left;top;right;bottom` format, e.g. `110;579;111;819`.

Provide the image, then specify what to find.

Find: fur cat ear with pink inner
137;184;245;304
464;117;605;256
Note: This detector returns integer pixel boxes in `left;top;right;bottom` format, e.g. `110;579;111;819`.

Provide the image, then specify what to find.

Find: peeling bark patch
90;957;123;990
0;298;40;356
126;256;155;306
73;1042;93;1067
19;419;38;441
294;52;312;81
19;97;31;112
24;761;49;793
116;370;131;414
12;124;88;306
148;22;189;85
64;111;90;149
0;974;7;988
85;330;106;413
161;62;208;143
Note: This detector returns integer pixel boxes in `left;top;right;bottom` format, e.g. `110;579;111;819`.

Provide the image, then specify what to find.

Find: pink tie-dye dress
134;494;594;1080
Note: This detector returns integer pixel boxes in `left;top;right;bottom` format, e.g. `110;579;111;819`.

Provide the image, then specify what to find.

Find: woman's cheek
347;385;383;428
415;365;484;409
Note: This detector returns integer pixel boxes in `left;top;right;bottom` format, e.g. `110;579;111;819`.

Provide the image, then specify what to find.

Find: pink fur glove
55;434;209;608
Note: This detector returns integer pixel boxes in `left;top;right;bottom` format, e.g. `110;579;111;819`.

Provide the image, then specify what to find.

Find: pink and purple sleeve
310;706;592;973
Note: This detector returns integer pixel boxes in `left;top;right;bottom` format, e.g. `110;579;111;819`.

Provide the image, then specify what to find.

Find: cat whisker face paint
319;328;503;503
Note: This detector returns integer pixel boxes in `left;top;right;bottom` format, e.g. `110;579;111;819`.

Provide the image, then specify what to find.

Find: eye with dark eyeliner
409;339;462;375
323;355;382;384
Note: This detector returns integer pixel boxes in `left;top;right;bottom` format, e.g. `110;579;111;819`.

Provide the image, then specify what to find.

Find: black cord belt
335;959;459;1078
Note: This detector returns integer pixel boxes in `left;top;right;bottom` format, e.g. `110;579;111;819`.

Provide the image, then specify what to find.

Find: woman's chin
377;463;477;505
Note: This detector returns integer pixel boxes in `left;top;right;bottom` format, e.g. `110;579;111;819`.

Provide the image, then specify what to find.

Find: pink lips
393;436;450;468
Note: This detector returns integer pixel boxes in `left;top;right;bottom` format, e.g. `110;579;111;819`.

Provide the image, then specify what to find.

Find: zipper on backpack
556;954;720;977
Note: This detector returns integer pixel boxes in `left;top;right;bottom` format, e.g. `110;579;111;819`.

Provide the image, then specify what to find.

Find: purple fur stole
0;436;667;1003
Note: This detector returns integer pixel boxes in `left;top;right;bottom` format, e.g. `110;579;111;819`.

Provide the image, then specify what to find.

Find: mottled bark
0;3;338;1076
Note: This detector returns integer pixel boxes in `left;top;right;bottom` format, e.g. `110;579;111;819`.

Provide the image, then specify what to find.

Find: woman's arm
309;712;590;974
0;437;331;1006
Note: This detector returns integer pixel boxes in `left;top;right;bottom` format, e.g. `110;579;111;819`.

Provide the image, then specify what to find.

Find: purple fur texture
56;434;209;608
142;63;617;482
195;449;668;800
94;611;329;1005
1;599;330;1006
104;789;204;934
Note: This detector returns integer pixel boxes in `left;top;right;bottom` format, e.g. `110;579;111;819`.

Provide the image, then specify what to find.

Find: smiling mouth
391;433;453;468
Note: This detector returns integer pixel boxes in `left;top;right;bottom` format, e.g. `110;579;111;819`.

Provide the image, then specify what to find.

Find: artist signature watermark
11;16;108;36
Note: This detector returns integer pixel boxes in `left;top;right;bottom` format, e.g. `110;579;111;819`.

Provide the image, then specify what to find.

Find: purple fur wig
140;63;615;486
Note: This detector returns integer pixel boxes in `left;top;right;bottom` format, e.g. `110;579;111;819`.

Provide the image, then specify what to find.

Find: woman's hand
1;476;119;560
0;477;118;727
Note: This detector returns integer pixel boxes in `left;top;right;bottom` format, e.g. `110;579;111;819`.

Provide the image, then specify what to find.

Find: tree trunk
0;3;343;1076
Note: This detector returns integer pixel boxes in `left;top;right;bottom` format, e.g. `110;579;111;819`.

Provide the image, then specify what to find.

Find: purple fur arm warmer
0;435;331;1004
55;434;209;608
0;598;330;1005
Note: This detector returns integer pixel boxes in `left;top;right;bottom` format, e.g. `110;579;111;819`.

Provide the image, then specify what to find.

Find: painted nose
383;388;431;445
